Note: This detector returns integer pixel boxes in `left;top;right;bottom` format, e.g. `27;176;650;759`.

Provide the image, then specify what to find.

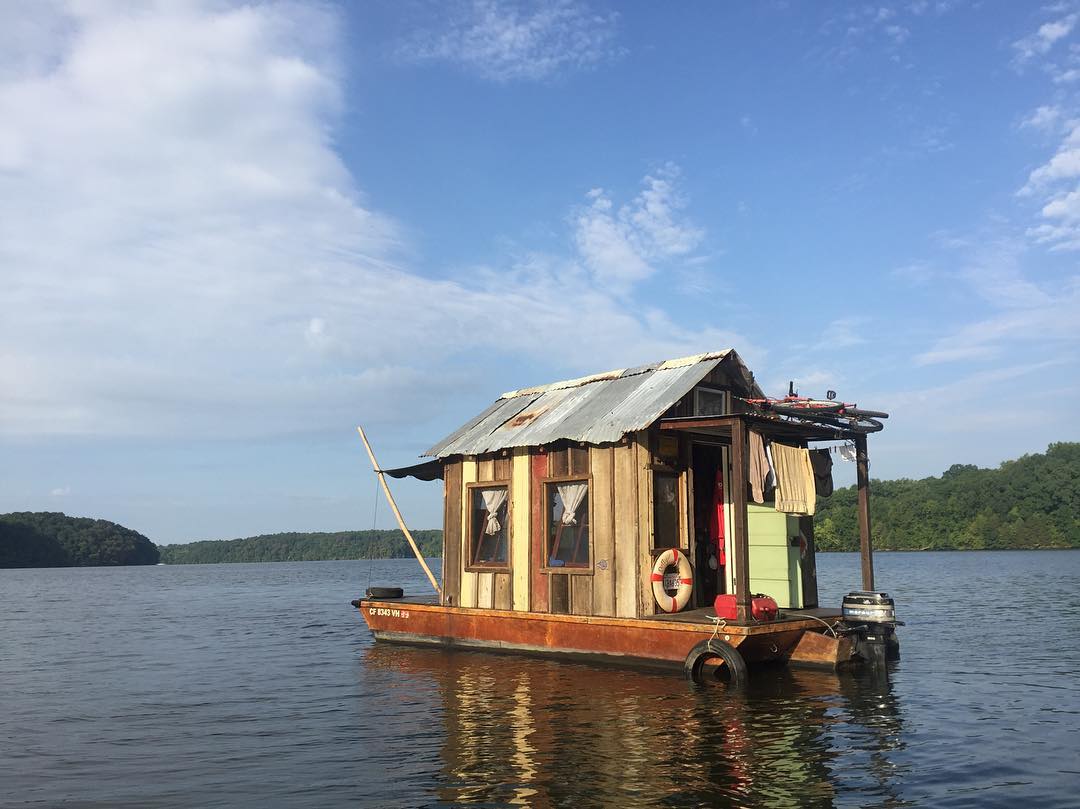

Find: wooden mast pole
731;415;752;623
855;433;875;591
356;426;442;597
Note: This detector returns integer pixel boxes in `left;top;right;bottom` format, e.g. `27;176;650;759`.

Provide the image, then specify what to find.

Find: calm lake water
2;551;1078;808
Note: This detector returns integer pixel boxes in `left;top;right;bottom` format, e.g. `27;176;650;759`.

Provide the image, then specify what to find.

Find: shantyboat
353;350;899;683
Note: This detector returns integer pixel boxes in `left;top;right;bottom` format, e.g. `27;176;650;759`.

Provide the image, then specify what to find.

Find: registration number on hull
368;607;410;619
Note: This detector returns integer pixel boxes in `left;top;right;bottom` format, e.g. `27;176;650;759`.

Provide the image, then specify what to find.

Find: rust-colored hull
357;600;851;670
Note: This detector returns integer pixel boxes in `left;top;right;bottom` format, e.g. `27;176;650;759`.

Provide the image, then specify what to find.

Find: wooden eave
658;413;868;443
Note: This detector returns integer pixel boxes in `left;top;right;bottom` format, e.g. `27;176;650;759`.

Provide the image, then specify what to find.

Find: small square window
468;485;509;568
546;480;590;569
694;387;727;417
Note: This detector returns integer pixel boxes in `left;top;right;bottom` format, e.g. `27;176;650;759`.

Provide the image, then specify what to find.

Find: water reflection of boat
355;351;900;682
363;643;906;807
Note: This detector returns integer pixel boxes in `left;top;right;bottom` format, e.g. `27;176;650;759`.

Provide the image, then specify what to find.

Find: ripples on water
1;552;1077;808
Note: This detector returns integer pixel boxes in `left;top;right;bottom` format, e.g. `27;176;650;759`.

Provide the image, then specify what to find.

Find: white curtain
556;483;588;526
480;488;508;535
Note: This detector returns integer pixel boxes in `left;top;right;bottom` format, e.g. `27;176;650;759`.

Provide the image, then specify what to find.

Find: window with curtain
546;480;590;568
469;485;509;567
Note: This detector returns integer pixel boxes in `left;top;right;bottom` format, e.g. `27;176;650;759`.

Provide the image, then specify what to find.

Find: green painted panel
748;545;792;578
744;505;806;608
747;505;800;546
748;547;804;608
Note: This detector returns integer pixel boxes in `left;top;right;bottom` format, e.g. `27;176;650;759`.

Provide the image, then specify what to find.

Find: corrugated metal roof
424;350;761;458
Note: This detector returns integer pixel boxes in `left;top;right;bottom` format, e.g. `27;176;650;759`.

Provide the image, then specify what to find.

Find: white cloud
818;318;868;350
1020;104;1063;131
50;486;71;497
1013;13;1077;65
397;0;622;82
0;3;735;441
573;165;704;291
1021;121;1080;192
916;273;1080;365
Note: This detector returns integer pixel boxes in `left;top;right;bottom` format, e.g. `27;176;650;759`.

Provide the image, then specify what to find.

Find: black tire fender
684;639;748;685
366;586;404;599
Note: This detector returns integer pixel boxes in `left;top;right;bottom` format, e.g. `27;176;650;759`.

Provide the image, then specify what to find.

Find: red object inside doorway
708;468;726;568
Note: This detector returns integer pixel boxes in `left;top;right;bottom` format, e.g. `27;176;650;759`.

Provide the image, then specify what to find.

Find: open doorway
691;443;727;606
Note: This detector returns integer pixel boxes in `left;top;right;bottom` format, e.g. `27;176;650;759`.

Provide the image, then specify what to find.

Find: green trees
814;442;1080;551
159;529;443;564
0;512;160;567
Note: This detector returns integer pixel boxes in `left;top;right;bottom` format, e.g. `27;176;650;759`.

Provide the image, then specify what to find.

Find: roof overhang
380;458;445;482
659;414;872;443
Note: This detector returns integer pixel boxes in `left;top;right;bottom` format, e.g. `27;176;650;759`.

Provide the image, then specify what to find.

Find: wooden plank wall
447;437;670;620
530;452;549;613
634;432;656;617
510;449;531;611
442;461;462;606
459;458;477;608
613;440;639;618
589;446;616;617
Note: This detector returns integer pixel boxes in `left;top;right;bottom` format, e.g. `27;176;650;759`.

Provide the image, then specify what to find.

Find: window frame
693;386;729;417
651;468;683;551
464;480;513;573
541;473;594;575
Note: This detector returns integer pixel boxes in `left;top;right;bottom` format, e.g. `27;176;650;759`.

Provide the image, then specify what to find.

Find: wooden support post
731;416;751;623
356;426;442;597
855;433;875;592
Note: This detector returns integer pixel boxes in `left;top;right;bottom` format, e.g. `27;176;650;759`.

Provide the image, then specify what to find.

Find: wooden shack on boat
358;350;891;678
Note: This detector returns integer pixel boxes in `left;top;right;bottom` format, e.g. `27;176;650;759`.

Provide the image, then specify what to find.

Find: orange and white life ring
651;548;693;613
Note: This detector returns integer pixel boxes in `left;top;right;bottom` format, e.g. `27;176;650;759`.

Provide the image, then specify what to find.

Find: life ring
651;548;693;613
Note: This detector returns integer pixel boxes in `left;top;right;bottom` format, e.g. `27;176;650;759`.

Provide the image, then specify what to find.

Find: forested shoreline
4;443;1077;567
0;512;159;567
159;529;443;564
815;442;1079;551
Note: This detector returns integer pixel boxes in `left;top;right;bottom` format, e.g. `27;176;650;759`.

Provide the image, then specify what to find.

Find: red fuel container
714;593;779;621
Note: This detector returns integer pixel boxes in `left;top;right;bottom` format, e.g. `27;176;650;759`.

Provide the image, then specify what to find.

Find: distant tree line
6;444;1076;568
159;529;444;564
0;512;160;567
815;442;1080;551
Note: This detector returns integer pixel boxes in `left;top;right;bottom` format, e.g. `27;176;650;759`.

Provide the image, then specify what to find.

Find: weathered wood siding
459;458;478;608
613;440;639;618
442;460;462;607
529;451;549;613
589;445;616;617
446;435;694;619
510;449;531;611
634;432;655;617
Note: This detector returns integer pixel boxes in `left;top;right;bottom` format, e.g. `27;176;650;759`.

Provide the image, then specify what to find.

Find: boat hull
356;599;853;671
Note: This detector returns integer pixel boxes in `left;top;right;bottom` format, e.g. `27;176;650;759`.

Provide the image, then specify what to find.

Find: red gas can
714;593;779;621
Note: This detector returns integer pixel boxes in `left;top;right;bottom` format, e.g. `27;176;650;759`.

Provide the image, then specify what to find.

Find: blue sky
2;1;1078;543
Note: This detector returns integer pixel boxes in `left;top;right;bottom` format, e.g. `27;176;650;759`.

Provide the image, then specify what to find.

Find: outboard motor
842;591;901;668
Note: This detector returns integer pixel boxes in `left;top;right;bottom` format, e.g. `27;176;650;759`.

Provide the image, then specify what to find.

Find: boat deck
362;595;841;629
645;606;843;627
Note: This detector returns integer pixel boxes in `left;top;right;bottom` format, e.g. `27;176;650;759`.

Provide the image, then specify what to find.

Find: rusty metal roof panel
584;357;726;443
424;394;540;457
423;350;742;458
497;380;620;448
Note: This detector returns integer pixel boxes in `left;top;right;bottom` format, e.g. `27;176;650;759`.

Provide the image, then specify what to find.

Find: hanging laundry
748;429;771;504
839;443;857;463
771;442;817;515
708;468;726;568
810;449;834;497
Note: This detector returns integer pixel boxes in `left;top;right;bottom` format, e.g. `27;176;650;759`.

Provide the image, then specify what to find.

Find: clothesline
747;433;855;516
